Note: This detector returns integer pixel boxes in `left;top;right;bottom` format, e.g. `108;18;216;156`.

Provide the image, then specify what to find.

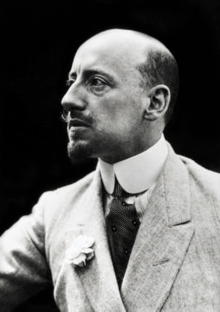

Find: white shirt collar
98;134;168;194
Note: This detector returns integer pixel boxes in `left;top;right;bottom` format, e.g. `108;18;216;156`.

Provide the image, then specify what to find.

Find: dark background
1;0;220;310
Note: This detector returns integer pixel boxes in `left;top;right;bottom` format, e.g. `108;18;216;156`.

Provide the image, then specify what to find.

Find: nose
61;82;87;112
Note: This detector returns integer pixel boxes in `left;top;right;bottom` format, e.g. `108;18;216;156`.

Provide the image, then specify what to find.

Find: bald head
78;29;167;58
77;29;179;124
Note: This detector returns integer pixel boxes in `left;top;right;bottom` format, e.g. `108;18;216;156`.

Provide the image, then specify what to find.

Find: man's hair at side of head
138;47;179;124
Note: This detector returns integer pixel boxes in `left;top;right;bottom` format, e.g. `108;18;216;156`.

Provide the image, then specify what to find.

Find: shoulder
178;154;220;192
176;154;220;223
165;143;220;194
165;143;220;220
33;170;98;222
45;170;96;200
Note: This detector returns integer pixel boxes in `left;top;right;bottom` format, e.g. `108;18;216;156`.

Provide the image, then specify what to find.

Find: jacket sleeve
0;192;52;311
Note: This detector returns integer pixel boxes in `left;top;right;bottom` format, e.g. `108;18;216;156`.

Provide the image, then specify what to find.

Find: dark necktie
106;181;140;287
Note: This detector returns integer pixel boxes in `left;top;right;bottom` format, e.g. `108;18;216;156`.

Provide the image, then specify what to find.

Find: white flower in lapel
65;235;95;267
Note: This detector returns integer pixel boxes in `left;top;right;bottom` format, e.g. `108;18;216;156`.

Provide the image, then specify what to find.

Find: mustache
61;109;93;125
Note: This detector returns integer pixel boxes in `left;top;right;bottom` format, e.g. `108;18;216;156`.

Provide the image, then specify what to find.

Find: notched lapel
65;170;126;312
121;145;195;312
122;206;194;312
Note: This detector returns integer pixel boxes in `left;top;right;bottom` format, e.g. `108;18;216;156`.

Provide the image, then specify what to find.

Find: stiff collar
98;134;168;194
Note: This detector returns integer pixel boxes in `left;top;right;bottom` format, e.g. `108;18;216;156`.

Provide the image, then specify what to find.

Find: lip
68;118;90;128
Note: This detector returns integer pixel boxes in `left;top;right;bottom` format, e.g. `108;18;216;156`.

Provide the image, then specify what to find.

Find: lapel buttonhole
152;257;170;266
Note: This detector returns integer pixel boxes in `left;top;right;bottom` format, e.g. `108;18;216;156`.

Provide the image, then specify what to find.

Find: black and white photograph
1;0;220;311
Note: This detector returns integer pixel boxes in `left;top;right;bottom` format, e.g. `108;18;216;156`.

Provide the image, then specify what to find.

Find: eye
88;77;109;93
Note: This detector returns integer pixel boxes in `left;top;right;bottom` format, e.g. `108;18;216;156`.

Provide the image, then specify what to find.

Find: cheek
92;96;121;121
91;92;142;131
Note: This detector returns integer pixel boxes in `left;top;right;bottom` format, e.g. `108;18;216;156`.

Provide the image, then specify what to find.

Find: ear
144;85;171;121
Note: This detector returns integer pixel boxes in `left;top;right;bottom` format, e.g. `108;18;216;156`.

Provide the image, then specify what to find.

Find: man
1;28;220;311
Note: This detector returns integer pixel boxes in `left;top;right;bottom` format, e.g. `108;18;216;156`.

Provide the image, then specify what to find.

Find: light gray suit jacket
1;144;220;311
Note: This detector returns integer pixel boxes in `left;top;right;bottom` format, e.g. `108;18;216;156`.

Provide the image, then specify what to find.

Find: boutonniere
65;235;95;268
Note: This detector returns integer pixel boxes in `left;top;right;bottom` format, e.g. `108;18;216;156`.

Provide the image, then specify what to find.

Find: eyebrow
68;69;116;84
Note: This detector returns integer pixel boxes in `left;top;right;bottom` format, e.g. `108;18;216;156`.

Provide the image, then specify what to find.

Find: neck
98;134;168;194
100;133;163;164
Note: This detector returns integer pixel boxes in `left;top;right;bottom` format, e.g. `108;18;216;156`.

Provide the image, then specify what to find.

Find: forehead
70;36;146;80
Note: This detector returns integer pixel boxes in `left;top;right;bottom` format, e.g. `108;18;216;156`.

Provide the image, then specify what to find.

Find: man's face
61;35;149;164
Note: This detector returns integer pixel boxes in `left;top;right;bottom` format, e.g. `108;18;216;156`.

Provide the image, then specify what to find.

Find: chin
67;140;94;164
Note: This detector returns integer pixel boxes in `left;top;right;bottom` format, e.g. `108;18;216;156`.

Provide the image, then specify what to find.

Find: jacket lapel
67;169;126;312
121;145;195;311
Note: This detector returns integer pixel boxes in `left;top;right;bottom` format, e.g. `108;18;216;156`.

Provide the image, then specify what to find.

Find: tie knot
113;180;128;199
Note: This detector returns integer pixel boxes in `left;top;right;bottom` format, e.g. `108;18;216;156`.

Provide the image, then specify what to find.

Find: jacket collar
65;168;126;312
121;143;194;311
